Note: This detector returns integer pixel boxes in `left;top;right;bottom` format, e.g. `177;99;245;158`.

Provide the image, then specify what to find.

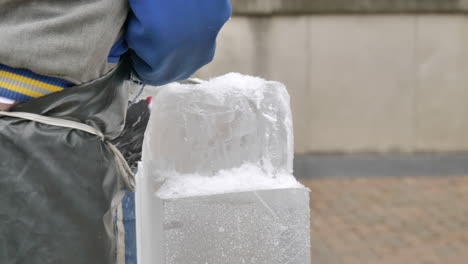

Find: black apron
0;61;131;264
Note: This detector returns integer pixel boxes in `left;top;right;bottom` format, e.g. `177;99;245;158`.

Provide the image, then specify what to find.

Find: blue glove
126;0;231;86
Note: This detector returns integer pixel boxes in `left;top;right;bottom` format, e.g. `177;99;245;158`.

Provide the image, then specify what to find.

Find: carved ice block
136;73;311;264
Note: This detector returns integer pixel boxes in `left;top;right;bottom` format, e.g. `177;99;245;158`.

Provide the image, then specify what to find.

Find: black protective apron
0;62;131;263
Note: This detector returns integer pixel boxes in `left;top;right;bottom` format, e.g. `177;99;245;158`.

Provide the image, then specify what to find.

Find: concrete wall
232;0;468;15
195;15;468;154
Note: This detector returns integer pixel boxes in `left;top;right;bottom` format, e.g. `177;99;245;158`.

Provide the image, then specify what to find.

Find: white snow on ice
154;162;303;199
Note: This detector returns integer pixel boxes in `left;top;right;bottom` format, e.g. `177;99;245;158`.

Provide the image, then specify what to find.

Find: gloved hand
126;0;231;86
0;103;10;111
0;98;16;111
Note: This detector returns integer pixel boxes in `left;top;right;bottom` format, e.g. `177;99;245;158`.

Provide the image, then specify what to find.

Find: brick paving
299;176;468;264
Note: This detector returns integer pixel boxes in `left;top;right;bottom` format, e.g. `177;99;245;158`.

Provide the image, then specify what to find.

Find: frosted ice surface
136;185;311;264
142;73;294;178
136;73;311;264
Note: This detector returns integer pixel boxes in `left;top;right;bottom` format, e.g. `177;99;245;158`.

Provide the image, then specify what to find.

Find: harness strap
0;111;135;192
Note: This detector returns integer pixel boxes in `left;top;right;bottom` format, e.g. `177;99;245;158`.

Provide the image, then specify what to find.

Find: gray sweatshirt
0;0;128;85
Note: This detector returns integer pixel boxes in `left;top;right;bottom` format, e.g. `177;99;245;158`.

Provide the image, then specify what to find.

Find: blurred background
195;1;468;263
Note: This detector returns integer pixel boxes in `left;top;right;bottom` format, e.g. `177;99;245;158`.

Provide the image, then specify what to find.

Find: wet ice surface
142;73;294;177
136;73;311;264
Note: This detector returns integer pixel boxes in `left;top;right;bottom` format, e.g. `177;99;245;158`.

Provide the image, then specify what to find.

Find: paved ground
294;153;468;179
299;175;468;264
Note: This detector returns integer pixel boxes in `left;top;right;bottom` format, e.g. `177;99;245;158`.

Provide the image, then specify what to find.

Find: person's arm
126;0;231;86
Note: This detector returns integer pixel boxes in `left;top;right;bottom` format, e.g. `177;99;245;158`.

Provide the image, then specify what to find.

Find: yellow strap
0;81;44;98
0;70;64;93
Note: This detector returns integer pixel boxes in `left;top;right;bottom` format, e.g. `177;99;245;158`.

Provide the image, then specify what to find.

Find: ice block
136;73;311;264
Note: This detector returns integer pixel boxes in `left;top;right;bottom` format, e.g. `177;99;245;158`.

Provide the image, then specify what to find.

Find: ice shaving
155;162;302;199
